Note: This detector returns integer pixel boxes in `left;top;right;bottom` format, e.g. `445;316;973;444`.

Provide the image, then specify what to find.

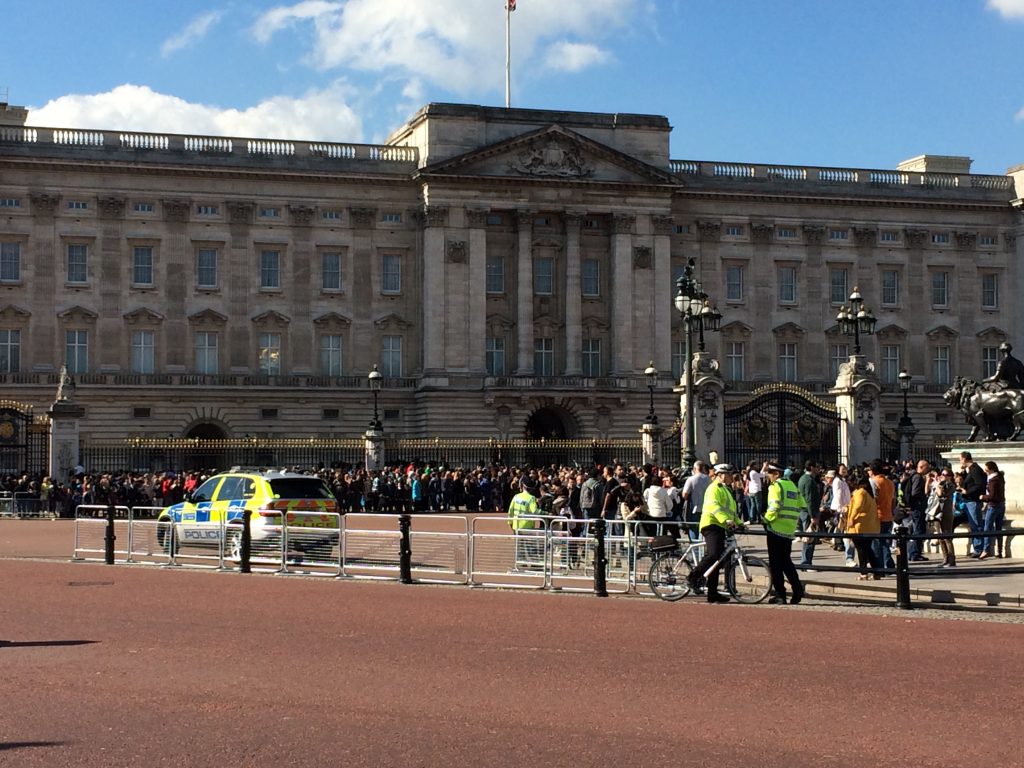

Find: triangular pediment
976;326;1007;342
57;305;98;322
252;310;291;327
772;322;805;337
419;125;678;187
0;304;31;321
373;312;413;330
926;324;958;340
188;308;228;325
313;311;352;328
720;321;753;337
876;323;909;339
123;307;165;324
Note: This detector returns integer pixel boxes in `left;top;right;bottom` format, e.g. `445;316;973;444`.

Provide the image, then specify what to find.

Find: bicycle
647;528;772;603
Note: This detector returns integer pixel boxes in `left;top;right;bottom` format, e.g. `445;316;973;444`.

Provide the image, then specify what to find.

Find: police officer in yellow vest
763;462;805;605
688;463;742;603
508;478;542;568
508;479;540;530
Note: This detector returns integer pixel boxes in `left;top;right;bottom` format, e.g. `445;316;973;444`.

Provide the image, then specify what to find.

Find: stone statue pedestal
49;400;84;479
831;355;881;467
365;427;385;471
941;443;1024;514
640;420;662;466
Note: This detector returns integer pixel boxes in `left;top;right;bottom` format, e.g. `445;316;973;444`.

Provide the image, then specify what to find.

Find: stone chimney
896;155;972;174
0;101;29;126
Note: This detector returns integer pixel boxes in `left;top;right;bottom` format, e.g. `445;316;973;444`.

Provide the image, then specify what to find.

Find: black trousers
692;525;727;599
766;530;802;599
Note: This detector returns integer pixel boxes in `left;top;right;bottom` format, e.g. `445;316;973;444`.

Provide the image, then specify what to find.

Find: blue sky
4;0;1024;174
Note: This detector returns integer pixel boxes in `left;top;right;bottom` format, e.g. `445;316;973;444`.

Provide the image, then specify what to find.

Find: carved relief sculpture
507;136;593;178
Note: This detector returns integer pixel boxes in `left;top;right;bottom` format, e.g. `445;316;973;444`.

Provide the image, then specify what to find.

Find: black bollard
593;517;608;597
240;509;252;574
894;525;912;610
399;514;413;584
104;501;116;565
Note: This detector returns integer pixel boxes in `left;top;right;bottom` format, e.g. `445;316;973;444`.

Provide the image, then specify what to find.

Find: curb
803;579;1024;609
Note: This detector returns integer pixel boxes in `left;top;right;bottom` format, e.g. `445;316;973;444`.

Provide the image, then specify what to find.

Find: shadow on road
0;741;67;751
0;639;98;649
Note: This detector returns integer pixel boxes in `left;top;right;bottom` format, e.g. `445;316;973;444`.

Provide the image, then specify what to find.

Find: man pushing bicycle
688;463;742;603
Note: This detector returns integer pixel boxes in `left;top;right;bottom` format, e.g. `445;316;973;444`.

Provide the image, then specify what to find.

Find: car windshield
268;478;334;500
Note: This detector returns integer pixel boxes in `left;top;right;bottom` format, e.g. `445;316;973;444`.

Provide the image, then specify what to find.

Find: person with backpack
579;467;604;519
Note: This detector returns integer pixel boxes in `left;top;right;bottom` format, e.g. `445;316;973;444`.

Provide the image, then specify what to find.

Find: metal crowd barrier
73;505;132;562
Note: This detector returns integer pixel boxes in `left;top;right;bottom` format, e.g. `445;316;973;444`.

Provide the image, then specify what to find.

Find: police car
156;469;340;561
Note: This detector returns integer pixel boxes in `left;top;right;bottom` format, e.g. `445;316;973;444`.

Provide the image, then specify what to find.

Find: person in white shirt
681;461;711;540
829;463;854;565
745;461;766;523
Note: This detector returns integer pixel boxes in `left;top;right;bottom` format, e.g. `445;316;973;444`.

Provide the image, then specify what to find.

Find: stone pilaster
421;205;448;374
610;213;635;374
514;211;534;375
563;212;583;375
652;215;674;375
467;209;489;374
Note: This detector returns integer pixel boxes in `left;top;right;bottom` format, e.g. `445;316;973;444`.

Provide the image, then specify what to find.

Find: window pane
881;270;899;306
66;330;88;374
582;338;601;377
486;337;505;376
829;344;849;379
259;333;281;375
534;337;554;376
0;329;20;373
381;335;402;377
382;254;401;293
319;334;342;376
195;332;218;374
133;246;154;285
260;250;280;289
932;346;950;385
982;274;998;309
671;341;685;382
486;255;504;294
534;257;554;295
68;244;88;283
778;266;796;303
882;345;901;384
726;266;743;301
131;330;155;374
197;249;218;288
581;259;600;297
982;346;999;378
931;272;948;306
829;268;847;304
322;252;341;291
0;243;20;282
726;342;744;382
778;343;797;382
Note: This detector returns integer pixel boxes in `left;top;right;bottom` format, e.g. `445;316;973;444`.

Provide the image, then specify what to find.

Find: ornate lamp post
368;364;382;430
365;365;384;471
896;368;917;461
836;286;877;355
674;258;722;475
644;361;658;424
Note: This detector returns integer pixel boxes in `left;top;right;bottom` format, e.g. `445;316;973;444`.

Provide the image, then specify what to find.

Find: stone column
364;426;385;471
49;369;84;479
831;356;882;467
610;214;635;375
349;207;378;374
514;211;534;375
652;215;674;374
640;420;663;466
161;199;190;370
467;209;490;375
563;212;583;375
97;196;126;371
28;193;60;368
421;205;448;374
693;359;726;463
226;201;254;372
288;205;316;373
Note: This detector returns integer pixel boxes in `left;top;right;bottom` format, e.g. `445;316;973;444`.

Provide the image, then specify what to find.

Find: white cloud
987;0;1024;18
1016;106;1024;122
161;11;225;58
26;83;363;142
543;41;608;73
252;0;638;93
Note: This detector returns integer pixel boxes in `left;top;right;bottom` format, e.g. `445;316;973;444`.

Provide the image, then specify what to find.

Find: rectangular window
931;271;949;307
67;201;88;210
486;337;505;376
828;229;849;241
726;342;745;382
829;267;848;304
195;332;218;375
319;334;343;376
582;338;602;377
777;227;797;239
882;345;901;384
725;225;745;237
321;210;341;221
381;335;402;377
778;343;797;383
673;224;690;235
132;246;154;286
534;256;554;295
778;266;797;304
0;330;20;373
67;243;88;283
672;341;685;382
381;212;402;224
381;253;402;294
581;259;600;298
980;235;996;247
260;250;280;289
983;346;999;379
0;242;20;282
131;330;155;374
933;346;950;385
486;214;503;226
584;218;602;230
197;248;218;288
981;273;998;309
321;252;342;291
133;202;154;213
829;344;850;380
259;207;280;218
534;337;554;376
725;265;744;302
197;204;219;216
66;330;88;374
259;333;282;375
0;198;21;208
533;217;550;228
881;270;900;306
880;231;899;243
932;232;950;244
486;254;504;294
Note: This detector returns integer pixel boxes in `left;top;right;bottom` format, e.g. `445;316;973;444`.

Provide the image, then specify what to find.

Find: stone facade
0;103;1022;452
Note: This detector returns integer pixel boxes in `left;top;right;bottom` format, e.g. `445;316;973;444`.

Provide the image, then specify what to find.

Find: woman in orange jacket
846;475;881;579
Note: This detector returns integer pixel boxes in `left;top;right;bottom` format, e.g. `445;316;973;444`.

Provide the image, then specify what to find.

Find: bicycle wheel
648;551;692;601
725;553;772;604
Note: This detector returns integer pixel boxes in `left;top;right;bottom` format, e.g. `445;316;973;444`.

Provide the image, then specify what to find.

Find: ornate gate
0;401;48;474
723;385;840;470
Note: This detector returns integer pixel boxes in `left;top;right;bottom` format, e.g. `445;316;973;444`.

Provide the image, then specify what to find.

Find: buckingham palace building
0;99;1022;455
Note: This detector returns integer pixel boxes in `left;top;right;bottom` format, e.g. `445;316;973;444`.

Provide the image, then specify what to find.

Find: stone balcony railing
0;125;419;170
0;372;419;389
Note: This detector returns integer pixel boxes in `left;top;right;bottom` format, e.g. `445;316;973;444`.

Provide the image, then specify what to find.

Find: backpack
579;480;596;511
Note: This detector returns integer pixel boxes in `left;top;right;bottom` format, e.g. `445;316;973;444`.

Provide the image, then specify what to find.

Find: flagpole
505;3;511;108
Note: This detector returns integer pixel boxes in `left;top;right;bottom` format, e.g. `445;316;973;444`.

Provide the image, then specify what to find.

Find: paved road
2;553;1024;767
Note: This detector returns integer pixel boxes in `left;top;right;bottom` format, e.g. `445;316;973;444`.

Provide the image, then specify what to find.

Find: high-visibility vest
765;478;804;538
699;480;740;530
508;491;539;530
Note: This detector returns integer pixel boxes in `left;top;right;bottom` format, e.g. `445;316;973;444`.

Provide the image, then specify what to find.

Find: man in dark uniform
984;342;1024;391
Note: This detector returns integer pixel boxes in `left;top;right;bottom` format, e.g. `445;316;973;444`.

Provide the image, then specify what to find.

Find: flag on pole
507;0;516;10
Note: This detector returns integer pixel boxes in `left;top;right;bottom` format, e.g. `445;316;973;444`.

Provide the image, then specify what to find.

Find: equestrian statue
944;342;1024;441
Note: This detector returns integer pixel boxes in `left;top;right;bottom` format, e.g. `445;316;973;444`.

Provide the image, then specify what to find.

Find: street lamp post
365;365;384;471
644;361;658;424
368;364;382;430
674;259;722;476
836;286;877;355
896;368;916;461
